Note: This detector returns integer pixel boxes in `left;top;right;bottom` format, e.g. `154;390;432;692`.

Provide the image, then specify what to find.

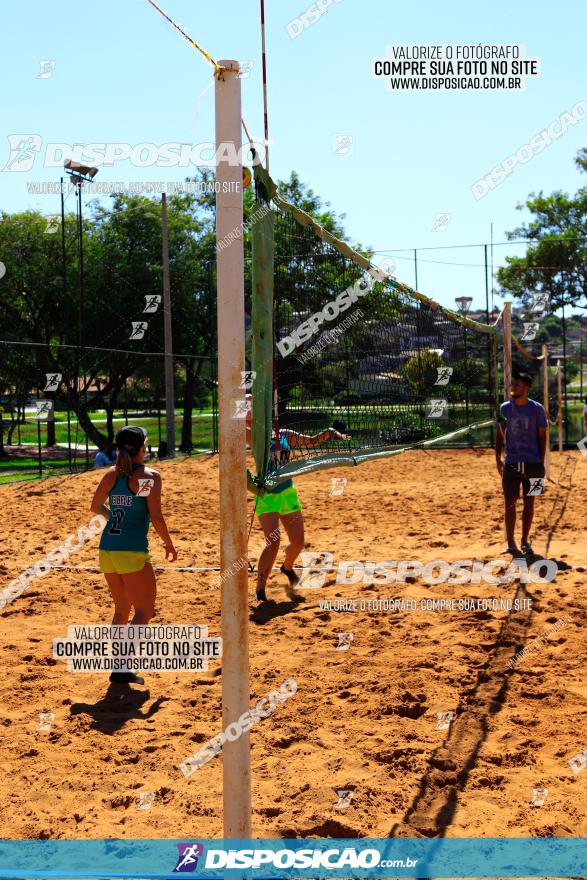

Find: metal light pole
161;192;176;455
64;160;98;469
59;177;73;471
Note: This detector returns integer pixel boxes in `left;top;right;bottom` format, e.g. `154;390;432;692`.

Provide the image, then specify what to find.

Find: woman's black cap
115;426;147;454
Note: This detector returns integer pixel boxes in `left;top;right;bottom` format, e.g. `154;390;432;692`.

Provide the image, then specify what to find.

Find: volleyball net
248;165;499;493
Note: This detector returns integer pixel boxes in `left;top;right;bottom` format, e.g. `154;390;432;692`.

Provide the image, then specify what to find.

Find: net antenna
260;0;270;172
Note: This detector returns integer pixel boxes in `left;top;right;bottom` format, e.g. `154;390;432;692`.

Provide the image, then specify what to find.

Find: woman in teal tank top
90;426;177;684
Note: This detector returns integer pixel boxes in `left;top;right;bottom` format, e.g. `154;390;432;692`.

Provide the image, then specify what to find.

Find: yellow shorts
99;550;151;575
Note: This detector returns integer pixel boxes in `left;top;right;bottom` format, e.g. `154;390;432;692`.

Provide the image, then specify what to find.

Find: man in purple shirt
495;372;548;558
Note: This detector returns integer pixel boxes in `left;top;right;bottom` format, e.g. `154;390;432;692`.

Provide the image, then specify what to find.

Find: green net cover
248;166;498;494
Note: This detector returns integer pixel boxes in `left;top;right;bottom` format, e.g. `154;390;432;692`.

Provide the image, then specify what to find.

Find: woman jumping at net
90;426;178;684
245;397;349;604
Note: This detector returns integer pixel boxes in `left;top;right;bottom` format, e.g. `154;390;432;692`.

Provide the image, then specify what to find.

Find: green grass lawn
0;458;82;485
0;410;216;485
1;413;215;448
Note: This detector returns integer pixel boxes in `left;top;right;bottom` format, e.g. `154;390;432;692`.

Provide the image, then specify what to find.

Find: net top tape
254;165;497;337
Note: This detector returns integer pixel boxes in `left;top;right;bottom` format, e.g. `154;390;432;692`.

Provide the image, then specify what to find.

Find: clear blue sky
1;0;586;312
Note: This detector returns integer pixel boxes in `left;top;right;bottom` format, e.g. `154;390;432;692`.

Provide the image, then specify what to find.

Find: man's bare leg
521;495;535;549
504;495;520;552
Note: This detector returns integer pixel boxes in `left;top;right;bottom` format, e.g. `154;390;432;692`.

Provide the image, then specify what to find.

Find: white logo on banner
136;791;156;811
37;60;56;79
335;789;354;810
569;748;587;776
530;786;548;807
130;321;148;340
435;711;454;731
330;477;348;497
44;215;60;234
336;632;354;651
426;398;448;418
43;373;62;391
34;400;53;420
521;322;539;341
137;479;155;497
38;712;54;732
432;212;451;232
233;398;252;419
239;371;256;390
526;478;544;496
144;295;161;313
434;367;453;386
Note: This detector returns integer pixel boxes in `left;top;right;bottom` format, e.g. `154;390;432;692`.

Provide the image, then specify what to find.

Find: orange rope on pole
144;0;225;76
144;1;256;154
512;334;546;360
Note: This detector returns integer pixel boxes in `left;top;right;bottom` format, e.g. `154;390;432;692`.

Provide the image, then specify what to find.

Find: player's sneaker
109;672;145;685
280;565;302;601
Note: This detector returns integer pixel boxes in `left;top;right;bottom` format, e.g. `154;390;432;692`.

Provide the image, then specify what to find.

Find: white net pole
215;60;252;838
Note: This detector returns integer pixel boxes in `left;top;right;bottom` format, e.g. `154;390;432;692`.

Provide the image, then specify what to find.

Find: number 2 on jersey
108;508;126;535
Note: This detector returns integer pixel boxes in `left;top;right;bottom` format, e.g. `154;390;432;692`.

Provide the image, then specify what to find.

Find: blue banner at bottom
0;838;585;878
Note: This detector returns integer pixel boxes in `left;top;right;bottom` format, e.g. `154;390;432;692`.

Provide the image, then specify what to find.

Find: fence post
542;343;550;479
37;420;43;479
503;301;512;401
556;359;563;454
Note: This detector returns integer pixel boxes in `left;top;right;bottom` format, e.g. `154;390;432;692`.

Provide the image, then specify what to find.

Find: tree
497;153;587;312
0;210;80;447
0;169;368;459
404;349;443;397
